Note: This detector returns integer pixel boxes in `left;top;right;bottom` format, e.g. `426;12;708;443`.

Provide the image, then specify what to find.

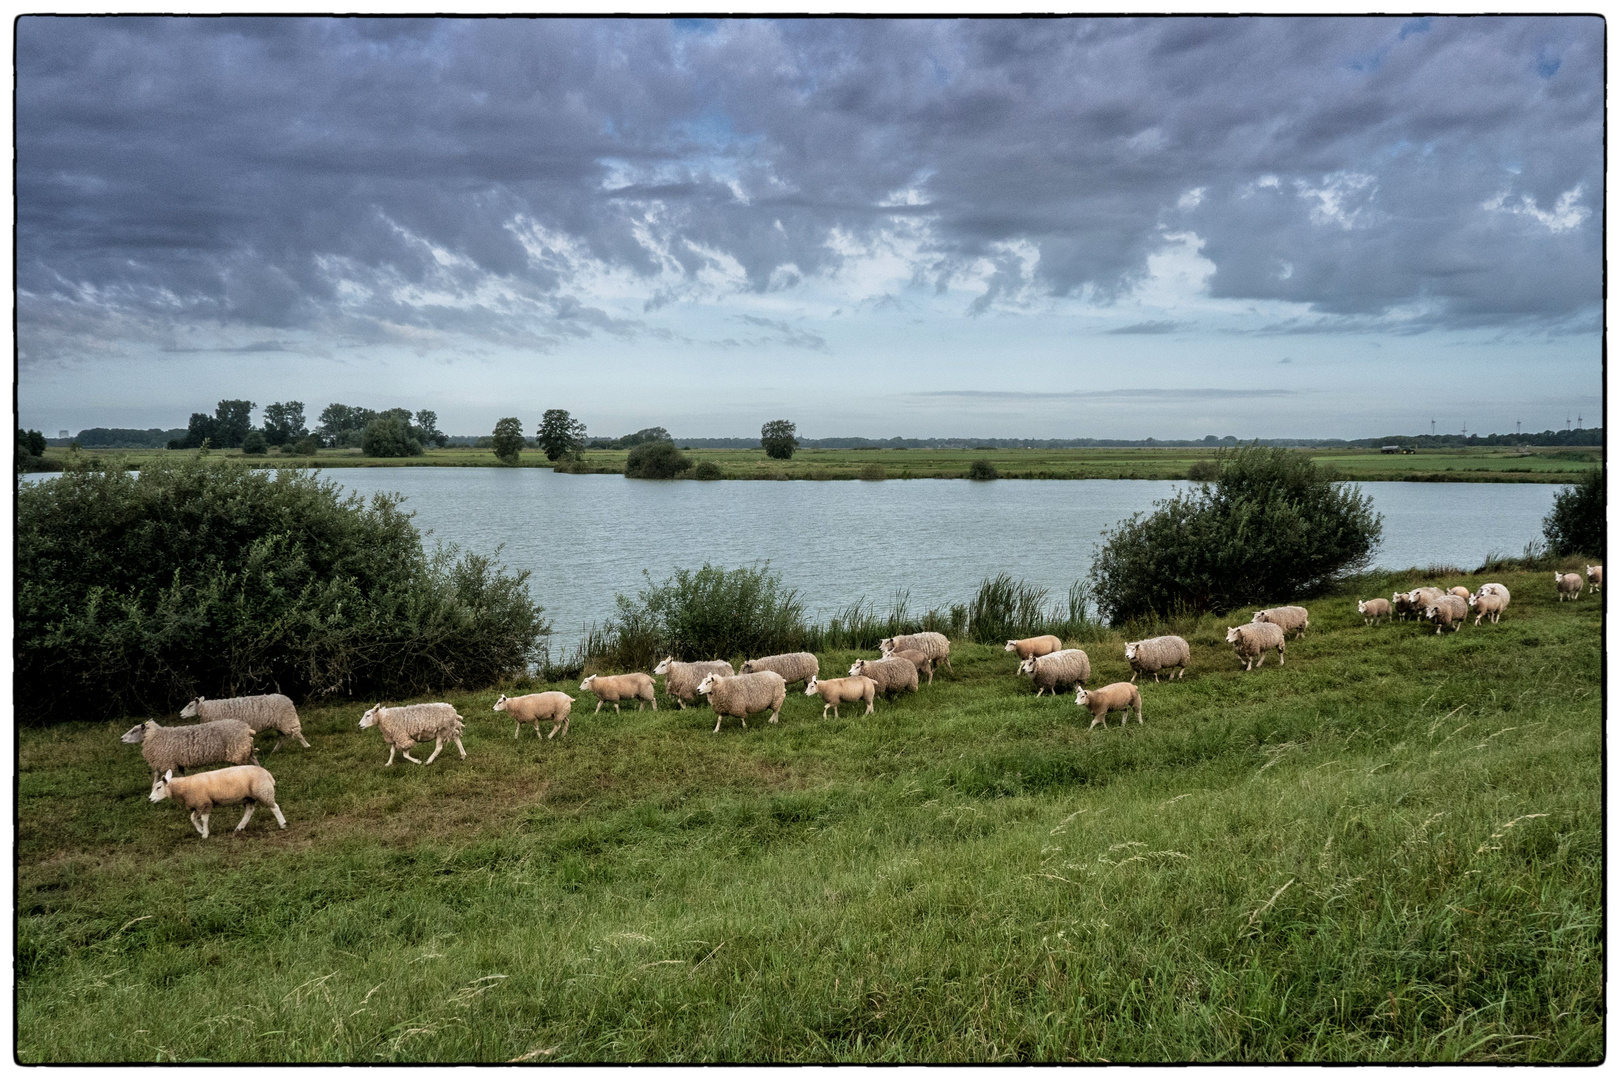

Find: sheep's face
120;723;149;745
580;675;598;691
1124;642;1139;661
493;695;509;713
1074;688;1090;707
847;661;865;677
804;678;819;695
695;674;718;696
1357;601;1368;614
1424;605;1439;620
1466;595;1478;608
149;771;174;802
1004;641;1018;652
740;661;757;674
359;704;382;729
878;638;895;654
653;657;673;675
1017;657;1036;676
179;697;202;719
1225;627;1241;643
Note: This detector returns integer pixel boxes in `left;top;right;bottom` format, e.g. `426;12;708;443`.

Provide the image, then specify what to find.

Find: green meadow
16;566;1601;1062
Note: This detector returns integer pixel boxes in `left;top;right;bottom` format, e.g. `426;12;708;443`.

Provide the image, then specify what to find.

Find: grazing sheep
1252;606;1310;640
891;648;935;685
149;765;285;840
739;652;819;688
1124;636;1189;682
1226;623;1286;670
848;656;920;697
1448;586;1473;599
1358;598;1392;625
494;692;575;739
1478;583;1511;603
1005;635;1063;661
1556;572;1584;601
1467;590;1509;626
1423;595;1468;634
804;675;877;719
880;632;952;673
579;673;657;713
1586;564;1603;593
121;719;258;786
1074;683;1142;731
653;657;735;709
696;671;786;733
1017;649;1091;696
359;703;466;767
181;694;307;752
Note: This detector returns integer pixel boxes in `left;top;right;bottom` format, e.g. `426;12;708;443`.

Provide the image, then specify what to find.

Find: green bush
966;459;998;481
693;460;723;481
600;564;809;669
1186;458;1219;481
761;419;798;460
858;463;886;481
1542;467;1603;558
292;436;319;456
361;416;424;458
1088;444;1382;624
625;441;693;479
240;430;268;456
16;454;549;724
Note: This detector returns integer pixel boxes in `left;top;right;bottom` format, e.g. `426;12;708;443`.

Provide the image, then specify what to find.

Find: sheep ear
163;770;173;781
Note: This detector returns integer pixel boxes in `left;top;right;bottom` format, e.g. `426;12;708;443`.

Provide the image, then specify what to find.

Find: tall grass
966;575;1104;644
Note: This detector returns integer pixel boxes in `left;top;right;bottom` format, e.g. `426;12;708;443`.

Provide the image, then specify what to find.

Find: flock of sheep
124;565;1599;840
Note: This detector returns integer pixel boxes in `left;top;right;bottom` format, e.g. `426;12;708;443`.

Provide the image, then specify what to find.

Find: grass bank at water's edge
16;567;1601;1061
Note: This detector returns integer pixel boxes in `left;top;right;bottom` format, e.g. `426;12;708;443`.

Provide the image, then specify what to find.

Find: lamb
1447;586;1473;599
1074;682;1142;731
1123;636;1189;683
1005;635;1063;661
121;718;258;786
149;765;285;840
1466;590;1508;626
848;656;919;697
891;648;935;685
579;672;657;713
181;693;308;752
359;703;466;767
1357;598;1392;625
493;692;575;739
1017;648;1091;696
696;670;786;733
804;675;877;719
1391;592;1418;621
1556;572;1584;601
1423;595;1467;634
1226;623;1286;670
653;657;735;709
1586;564;1603;593
879;632;952;673
739;652;819;688
1252;606;1309;640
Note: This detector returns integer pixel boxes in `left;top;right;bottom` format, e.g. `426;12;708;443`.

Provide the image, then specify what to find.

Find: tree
536;409;587;462
1543;467;1603;557
17;429;46;457
492;417;526;465
761;419;798;460
261;401;307;446
966;459;998;480
317;403;378;448
625;441;692;479
362;416;424;458
414;410;449;448
213;400;256;448
180;411;219;449
620;426;673;448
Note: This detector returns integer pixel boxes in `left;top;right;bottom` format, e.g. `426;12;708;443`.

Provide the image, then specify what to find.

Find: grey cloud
1106;320;1181;335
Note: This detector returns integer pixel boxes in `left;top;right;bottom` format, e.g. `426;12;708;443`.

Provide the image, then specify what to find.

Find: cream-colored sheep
1466;590;1508;626
1556;572;1584;601
181;694;307;752
1124;636;1188;683
848;656;919;697
121;718;258;786
1074;683;1142;731
149;765;285;839
739;652;819;688
359;703;466;767
494;692;575;739
804;675;877;719
880;632;951;673
1586;564;1603;593
1447;586;1472;599
580;672;657;713
1226;623;1286;670
1357;598;1392;625
1478;583;1511;603
653;657;735;709
696;671;786;733
1252;606;1309;640
1423;595;1467;634
1017;649;1091;696
1004;635;1063;661
891;648;935;685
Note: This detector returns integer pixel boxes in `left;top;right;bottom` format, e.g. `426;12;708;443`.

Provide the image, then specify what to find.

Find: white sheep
1005;635;1063;661
890;648;935;685
880;632;952;673
493;692;575;739
1423;595;1467;634
1074;683;1142;731
1123;636;1188;683
804;675;877;719
1556;572;1584;601
739;652;819;688
1585;564;1603;593
653;657;735;709
1226;623;1286;670
848;656;919;697
1357;598;1392;625
180;694;307;752
579;672;657;713
149;765;285;840
696;671;786;733
1252;606;1309;640
359;703;466;766
1466;590;1508;625
121;718;258;786
1017;649;1091;696
1478;583;1511;603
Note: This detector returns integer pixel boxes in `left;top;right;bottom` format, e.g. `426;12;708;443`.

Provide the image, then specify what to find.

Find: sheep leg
403;749;425;764
1255;653;1265;669
196;812;211;839
650;697;657;712
712;714;724;734
864;699;875;715
1130;672;1138;684
513;723;521;739
455;737;467;758
297;733;311;748
1277;648;1285;665
420;741;441;764
560;715;571;737
594;700;603;714
547;721;560;739
269;804;286;828
769;709;780;724
677;700;685;710
190;810;205;836
385;746;398;767
236;802;256;831
614;702;621;714
268;735;284;754
1153;672;1160;683
1088;713;1105;731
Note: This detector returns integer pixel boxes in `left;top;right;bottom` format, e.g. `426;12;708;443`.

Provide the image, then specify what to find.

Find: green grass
28;444;1601;482
17;568;1601;1061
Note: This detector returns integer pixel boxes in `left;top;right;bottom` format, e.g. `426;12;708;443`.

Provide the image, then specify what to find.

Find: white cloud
1482;183;1590;233
1294;171;1378;229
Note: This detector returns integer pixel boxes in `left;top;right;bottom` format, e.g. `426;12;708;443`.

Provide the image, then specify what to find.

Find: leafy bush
292;436;319;456
858;463;886;481
966;459;998;481
693;460;723;481
492;417;525;465
1542;467;1603;558
16;454;549;724
761;419;798;460
1088;445;1382;624
599;564;809;669
625;441;692;479
240;430;268;456
1186;458;1219;481
362;416;424;458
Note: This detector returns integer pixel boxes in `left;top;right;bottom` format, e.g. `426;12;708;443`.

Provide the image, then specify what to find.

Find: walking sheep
1467;590;1508;626
848;656;919;698
1392;592;1418;621
891;648;935;685
181;694;308;752
1226;623;1286;670
880;632;952;673
1586;564;1603;593
739;652;819;688
494;692;575;739
1018;649;1091;696
1423;595;1467;634
359;703;466;766
1074;683;1142;731
1005;635;1063;661
1252;606;1310;640
579;673;657;713
804;675;877;719
1124;636;1189;683
121;719;258;786
1358;598;1392;625
1556;572;1584;601
1478;583;1511;603
149;765;285;840
696;671;786;734
653;658;735;709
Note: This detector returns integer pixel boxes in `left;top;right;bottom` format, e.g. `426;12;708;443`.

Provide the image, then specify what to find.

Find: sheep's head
1466;594;1479;608
1225;627;1241;643
653;656;674;675
120;721;153;745
847;660;866;677
359;704;383;729
878;637;895;654
1004;641;1019;652
493;695;509;713
1017;657;1037;676
179;697;203;719
579;675;598;691
740;660;757;674
149;770;174;802
1124;642;1139;661
695;673;719;696
1424;605;1439;619
1074;687;1090;707
804;677;819;695
1588;564;1601;577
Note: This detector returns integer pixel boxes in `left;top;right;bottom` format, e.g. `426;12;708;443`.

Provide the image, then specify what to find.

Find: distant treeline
47;427;187;448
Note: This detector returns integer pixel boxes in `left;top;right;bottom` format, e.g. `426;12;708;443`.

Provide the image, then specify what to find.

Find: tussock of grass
17;568;1601;1061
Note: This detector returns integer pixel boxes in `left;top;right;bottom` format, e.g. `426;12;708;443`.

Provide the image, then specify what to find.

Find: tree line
164;401;450;457
487;412;798;473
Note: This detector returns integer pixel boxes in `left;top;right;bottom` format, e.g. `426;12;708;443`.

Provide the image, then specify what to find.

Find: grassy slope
17;568;1601;1062
27;444;1601;482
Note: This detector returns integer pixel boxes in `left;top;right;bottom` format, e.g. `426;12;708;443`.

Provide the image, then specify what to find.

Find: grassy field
16;566;1601;1062
28;444;1601;483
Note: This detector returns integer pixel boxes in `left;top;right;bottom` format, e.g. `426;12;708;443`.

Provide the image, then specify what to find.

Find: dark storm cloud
17;16;1601;362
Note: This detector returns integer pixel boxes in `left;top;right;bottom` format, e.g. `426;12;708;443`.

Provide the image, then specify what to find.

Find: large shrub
16;455;549;724
600;564;809;669
362;416;424;458
625;441;692;479
1542;467;1603;558
1088;445;1382;624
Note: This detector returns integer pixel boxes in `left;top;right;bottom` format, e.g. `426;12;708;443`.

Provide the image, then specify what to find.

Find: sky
15;15;1604;440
